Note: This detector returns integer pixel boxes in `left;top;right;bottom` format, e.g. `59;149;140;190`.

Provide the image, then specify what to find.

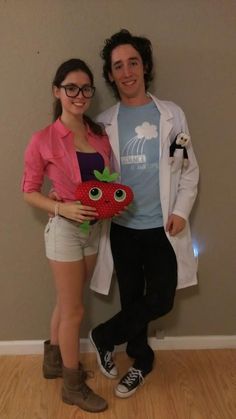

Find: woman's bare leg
84;253;98;282
49;259;86;369
48;253;97;361
50;303;60;345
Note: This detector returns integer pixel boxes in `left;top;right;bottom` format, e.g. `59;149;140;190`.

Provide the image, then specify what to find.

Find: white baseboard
0;335;235;355
149;335;236;350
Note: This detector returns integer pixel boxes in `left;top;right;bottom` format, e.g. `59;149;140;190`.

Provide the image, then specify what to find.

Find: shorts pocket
44;218;53;236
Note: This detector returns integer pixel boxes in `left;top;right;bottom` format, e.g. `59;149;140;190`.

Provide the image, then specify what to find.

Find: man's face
109;44;147;105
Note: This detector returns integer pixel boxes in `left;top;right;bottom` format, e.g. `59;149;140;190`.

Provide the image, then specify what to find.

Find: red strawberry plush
75;167;134;219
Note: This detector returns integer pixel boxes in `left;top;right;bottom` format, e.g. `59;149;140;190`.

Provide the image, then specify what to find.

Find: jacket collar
103;93;174;123
148;93;174;151
53;118;71;138
147;93;173;121
53;117;94;138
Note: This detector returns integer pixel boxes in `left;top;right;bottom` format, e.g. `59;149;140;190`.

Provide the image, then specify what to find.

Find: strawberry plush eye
114;189;127;202
89;187;102;201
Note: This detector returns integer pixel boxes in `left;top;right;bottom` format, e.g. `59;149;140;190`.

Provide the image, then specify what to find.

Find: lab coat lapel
147;94;173;222
103;103;121;174
148;93;173;155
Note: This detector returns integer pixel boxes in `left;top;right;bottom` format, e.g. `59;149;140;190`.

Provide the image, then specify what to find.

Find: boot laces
122;367;144;386
83;368;94;379
80;366;94;380
79;381;93;399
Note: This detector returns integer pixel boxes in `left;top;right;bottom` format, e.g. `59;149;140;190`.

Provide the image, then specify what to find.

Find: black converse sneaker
115;367;145;398
89;329;118;379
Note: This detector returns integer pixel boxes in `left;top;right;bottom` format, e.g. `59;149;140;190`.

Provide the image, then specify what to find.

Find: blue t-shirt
114;100;163;229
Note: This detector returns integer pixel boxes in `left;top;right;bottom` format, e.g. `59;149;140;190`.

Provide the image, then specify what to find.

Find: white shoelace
122;367;144;386
104;351;114;369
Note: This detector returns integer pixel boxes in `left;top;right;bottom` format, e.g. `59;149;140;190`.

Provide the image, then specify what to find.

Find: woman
22;59;110;412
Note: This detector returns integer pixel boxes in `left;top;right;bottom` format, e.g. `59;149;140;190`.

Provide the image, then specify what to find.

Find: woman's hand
166;214;186;236
58;201;99;223
48;190;61;217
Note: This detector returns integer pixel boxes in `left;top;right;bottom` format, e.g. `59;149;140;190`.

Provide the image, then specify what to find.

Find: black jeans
97;223;177;375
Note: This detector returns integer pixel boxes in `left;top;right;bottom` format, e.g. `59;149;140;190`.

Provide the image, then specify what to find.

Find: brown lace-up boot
62;366;108;412
42;340;88;380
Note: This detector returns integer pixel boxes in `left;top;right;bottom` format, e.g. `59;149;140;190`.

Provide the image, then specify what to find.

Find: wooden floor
0;349;235;419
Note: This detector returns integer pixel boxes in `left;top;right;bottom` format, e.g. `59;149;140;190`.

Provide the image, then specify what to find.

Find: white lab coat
90;94;199;294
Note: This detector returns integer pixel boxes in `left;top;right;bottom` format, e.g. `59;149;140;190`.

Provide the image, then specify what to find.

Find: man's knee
146;292;175;319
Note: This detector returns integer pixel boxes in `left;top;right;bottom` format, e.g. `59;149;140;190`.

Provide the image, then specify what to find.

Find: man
89;29;199;398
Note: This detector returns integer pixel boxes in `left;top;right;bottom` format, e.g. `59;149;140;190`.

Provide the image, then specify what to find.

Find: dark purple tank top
76;152;105;181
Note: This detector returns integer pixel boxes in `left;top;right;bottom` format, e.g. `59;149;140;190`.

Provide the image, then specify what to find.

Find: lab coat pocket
170;149;183;173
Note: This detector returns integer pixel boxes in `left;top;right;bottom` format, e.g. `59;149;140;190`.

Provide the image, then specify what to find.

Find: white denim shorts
44;216;102;262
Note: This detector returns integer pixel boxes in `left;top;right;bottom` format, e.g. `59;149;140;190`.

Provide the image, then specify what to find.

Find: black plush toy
169;132;190;168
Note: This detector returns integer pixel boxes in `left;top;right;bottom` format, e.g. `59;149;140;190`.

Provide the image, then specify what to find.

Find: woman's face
54;70;93;118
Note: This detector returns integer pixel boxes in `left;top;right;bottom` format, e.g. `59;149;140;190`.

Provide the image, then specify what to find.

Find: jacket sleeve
171;108;199;220
21;134;46;192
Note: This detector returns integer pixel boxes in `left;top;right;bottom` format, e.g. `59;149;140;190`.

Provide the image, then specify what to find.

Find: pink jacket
22;118;111;201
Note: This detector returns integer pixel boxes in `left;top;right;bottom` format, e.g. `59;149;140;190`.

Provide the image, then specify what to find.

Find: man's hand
166;214;186;236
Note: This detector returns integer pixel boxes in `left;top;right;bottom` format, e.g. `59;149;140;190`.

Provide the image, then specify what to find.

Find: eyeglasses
60;84;96;98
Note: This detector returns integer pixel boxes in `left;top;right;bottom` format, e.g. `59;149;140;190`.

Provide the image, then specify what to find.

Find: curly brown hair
101;29;153;99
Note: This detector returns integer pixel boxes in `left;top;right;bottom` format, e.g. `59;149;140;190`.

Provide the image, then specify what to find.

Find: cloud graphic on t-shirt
135;122;158;140
121;121;158;164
